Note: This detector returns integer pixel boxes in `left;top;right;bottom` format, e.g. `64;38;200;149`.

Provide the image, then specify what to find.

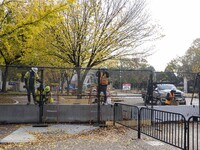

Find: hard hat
44;86;50;92
31;67;38;73
101;66;107;70
171;88;176;92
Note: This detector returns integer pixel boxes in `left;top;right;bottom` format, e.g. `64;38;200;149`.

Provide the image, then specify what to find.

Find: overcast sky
146;0;200;71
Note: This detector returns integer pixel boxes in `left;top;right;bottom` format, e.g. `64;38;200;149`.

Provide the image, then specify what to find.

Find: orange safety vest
100;72;108;85
165;92;174;105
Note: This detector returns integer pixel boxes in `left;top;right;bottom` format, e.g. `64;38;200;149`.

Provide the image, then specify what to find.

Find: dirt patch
0;96;16;104
59;96;90;104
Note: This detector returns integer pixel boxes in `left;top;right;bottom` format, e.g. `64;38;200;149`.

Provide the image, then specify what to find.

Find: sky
146;0;200;71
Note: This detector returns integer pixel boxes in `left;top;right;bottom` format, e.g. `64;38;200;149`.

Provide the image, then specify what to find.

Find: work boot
27;101;30;105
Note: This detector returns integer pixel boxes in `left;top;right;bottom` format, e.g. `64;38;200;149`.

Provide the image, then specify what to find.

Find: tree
166;38;200;74
165;58;181;72
165;38;200;84
182;38;200;72
44;0;160;96
0;0;73;92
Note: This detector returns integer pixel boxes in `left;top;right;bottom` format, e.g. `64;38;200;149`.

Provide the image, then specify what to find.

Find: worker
165;89;176;105
35;85;54;104
96;66;109;105
24;67;40;105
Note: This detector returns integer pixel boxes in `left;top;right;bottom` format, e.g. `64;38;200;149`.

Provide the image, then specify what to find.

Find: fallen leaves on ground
0;96;16;104
0;126;130;150
0;124;21;139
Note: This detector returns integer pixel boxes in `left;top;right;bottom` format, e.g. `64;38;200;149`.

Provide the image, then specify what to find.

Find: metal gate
113;103;140;138
113;103;200;150
140;107;187;149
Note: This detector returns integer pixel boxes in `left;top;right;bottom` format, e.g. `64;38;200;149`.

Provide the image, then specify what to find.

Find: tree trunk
60;72;65;94
66;79;70;95
1;65;8;92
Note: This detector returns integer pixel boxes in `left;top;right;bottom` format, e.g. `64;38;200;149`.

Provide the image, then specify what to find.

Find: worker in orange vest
165;89;176;105
96;66;109;105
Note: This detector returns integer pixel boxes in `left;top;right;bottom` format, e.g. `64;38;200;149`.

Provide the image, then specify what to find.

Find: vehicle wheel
156;99;162;105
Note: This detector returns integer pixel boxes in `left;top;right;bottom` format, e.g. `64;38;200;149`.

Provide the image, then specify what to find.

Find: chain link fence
0;65;199;105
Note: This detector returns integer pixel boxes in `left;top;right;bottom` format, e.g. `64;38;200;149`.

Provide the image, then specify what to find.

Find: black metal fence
1;65;198;93
113;103;200;150
1;65;199;105
140;107;187;149
188;116;200;150
0;65;154;106
0;65;153;92
113;103;140;138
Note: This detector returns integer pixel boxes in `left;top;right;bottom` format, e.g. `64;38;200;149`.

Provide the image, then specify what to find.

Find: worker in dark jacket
24;67;40;105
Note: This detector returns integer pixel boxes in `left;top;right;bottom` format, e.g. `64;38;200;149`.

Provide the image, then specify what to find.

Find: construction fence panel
0;65;153;103
1;65;199;93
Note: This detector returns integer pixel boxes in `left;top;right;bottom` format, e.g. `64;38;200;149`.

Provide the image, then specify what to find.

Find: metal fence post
39;69;44;124
95;68;101;126
138;109;141;139
113;103;116;126
32;68;48;127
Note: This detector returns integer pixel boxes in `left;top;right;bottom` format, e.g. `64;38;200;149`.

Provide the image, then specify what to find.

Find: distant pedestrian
96;66;109;104
24;67;40;105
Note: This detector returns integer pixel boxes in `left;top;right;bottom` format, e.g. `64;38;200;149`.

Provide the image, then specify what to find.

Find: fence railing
140;107;187;149
113;103;140;138
113;103;199;150
188;116;200;150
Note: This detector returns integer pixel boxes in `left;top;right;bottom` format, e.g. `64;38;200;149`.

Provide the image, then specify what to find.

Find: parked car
142;83;186;105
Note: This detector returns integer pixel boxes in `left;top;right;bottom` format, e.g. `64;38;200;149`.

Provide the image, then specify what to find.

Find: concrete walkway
0;124;98;143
